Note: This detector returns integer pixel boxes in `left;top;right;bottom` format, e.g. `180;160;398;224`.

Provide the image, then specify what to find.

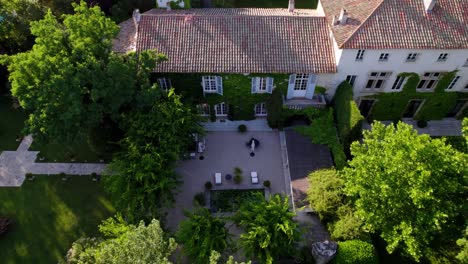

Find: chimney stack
423;0;436;12
132;9;141;29
288;0;295;13
338;8;348;25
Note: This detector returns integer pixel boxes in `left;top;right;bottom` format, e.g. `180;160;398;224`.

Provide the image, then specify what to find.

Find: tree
176;208;230;264
233;194;299;264
105;89;203;222
66;215;177;264
306;168;344;222
334;240;378;264
456;227;468;263
342;121;467;260
1;1;144;143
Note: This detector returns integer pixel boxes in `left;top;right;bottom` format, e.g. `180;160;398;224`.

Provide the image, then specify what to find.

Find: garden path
0;135;106;187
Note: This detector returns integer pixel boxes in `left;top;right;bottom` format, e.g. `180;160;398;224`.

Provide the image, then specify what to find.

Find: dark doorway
358;99;375;117
446;100;467;118
403;100;423;118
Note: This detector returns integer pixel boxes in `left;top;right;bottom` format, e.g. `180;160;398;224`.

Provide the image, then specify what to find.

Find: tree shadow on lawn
0;175;115;264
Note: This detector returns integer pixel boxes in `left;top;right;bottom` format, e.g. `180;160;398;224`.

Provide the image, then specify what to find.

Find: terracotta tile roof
321;0;468;49
134;8;336;73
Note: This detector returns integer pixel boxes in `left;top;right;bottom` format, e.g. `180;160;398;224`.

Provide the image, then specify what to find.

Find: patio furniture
198;138;206;153
251;171;259;184
215;173;222;185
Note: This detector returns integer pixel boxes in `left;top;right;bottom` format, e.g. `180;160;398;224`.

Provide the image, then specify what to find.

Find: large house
113;0;468;120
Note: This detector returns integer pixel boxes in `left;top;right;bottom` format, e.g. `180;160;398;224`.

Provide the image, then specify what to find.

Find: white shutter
287;74;296;99
201;76;206;92
266;77;274;93
251;77;257;94
216;76;223;95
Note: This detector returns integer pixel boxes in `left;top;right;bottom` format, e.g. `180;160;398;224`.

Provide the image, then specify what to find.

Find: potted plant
417;119;428;128
205;181;213;190
263;180;271;188
234;167;243;184
26;173;35;181
238;124;247;133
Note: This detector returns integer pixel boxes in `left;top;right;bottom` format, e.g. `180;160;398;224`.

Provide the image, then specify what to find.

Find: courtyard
167;130;289;231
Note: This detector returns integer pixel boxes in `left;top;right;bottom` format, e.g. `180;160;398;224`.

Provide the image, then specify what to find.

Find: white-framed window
437;53;448;62
254;103;267;116
446;76;460;90
464;59;468;67
417;72;441;90
251;77;274;94
294;74;309;90
365;72;391;89
346;75;357;88
202;76;222;94
356;50;365;61
214;102;227;116
406;53;418;62
391;76;406;90
157;78;171;91
196;104;210;116
379;53;389;62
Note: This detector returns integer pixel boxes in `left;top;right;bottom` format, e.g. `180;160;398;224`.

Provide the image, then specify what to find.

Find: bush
205;181;212;190
0;216;11;237
417;119;428;128
332;81;364;154
266;88;285;129
330;205;366;241
238;124;247;133
307;169;344;222
193;192;206;206
263;180;271;188
334;240;378;264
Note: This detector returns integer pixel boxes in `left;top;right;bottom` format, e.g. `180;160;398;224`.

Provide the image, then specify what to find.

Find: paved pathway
363;118;462;136
0;135;107;187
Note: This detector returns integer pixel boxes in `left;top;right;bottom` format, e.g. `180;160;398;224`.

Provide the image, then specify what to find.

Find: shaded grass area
210;189;264;212
235;0;317;8
0;95;28;152
0;175;115;264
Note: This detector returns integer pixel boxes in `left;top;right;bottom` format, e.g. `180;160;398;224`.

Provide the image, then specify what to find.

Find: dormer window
437;53;448;62
406;53;418;62
379;53;389;62
356;50;365;61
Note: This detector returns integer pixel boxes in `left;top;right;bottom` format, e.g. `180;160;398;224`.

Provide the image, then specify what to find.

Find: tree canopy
176;208;230;264
342;121;467;260
306;168;344;221
233;194;299;264
67;215;177;264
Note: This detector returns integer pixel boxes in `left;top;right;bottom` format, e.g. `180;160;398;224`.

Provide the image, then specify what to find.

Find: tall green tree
342;122;467;261
105;89;203;222
233;194;299;264
67;215;177;264
176;208;230;264
1;1;144;143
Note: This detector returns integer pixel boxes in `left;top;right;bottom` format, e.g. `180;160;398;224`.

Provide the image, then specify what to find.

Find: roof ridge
338;0;385;49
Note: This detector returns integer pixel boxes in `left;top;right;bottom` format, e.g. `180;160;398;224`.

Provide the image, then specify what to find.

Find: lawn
234;0;317;9
210;189;264;212
0;175;115;264
0;95;28;152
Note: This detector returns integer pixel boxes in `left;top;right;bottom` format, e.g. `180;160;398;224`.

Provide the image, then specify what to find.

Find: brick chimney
132;9;141;29
423;0;436;12
288;0;295;13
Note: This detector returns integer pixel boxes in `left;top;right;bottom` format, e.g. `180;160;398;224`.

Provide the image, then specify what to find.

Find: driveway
167;131;287;231
285;128;333;207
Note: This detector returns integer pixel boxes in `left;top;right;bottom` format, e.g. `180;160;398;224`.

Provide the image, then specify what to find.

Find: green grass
30;139;113;163
210;189;264;212
0;95;28;152
0;175;115;264
235;0;317;8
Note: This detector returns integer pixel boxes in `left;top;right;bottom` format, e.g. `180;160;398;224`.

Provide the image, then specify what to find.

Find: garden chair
215;173;222;185
251;171;259;184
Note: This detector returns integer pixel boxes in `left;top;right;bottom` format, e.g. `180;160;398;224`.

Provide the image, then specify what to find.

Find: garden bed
210;189;264;212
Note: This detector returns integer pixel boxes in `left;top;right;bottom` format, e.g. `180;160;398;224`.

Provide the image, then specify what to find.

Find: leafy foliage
233;194;299;263
209;250;251;264
1;2;138;143
456;227;468;263
294;109;346;169
176;208;230;264
306;168;344;222
332;81;364;153
342;121;467;260
67;215;177;264
334;240;378;264
329;205;366;241
266;85;285;128
105;89;203;222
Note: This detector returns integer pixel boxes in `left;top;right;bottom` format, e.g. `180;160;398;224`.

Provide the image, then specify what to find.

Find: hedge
266;88;285;128
368;71;468;121
334;240;378;264
332;81;364;152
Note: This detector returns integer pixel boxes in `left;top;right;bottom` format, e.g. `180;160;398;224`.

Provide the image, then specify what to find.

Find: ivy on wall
367;71;468;121
152;73;289;120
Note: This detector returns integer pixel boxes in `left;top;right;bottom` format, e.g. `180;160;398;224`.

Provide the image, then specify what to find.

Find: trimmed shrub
266;88;285;129
334;240;378;264
205;181;212;190
329;205;366;241
332;81;364;153
307;168;344;222
238;124;247;133
193;192;206;206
